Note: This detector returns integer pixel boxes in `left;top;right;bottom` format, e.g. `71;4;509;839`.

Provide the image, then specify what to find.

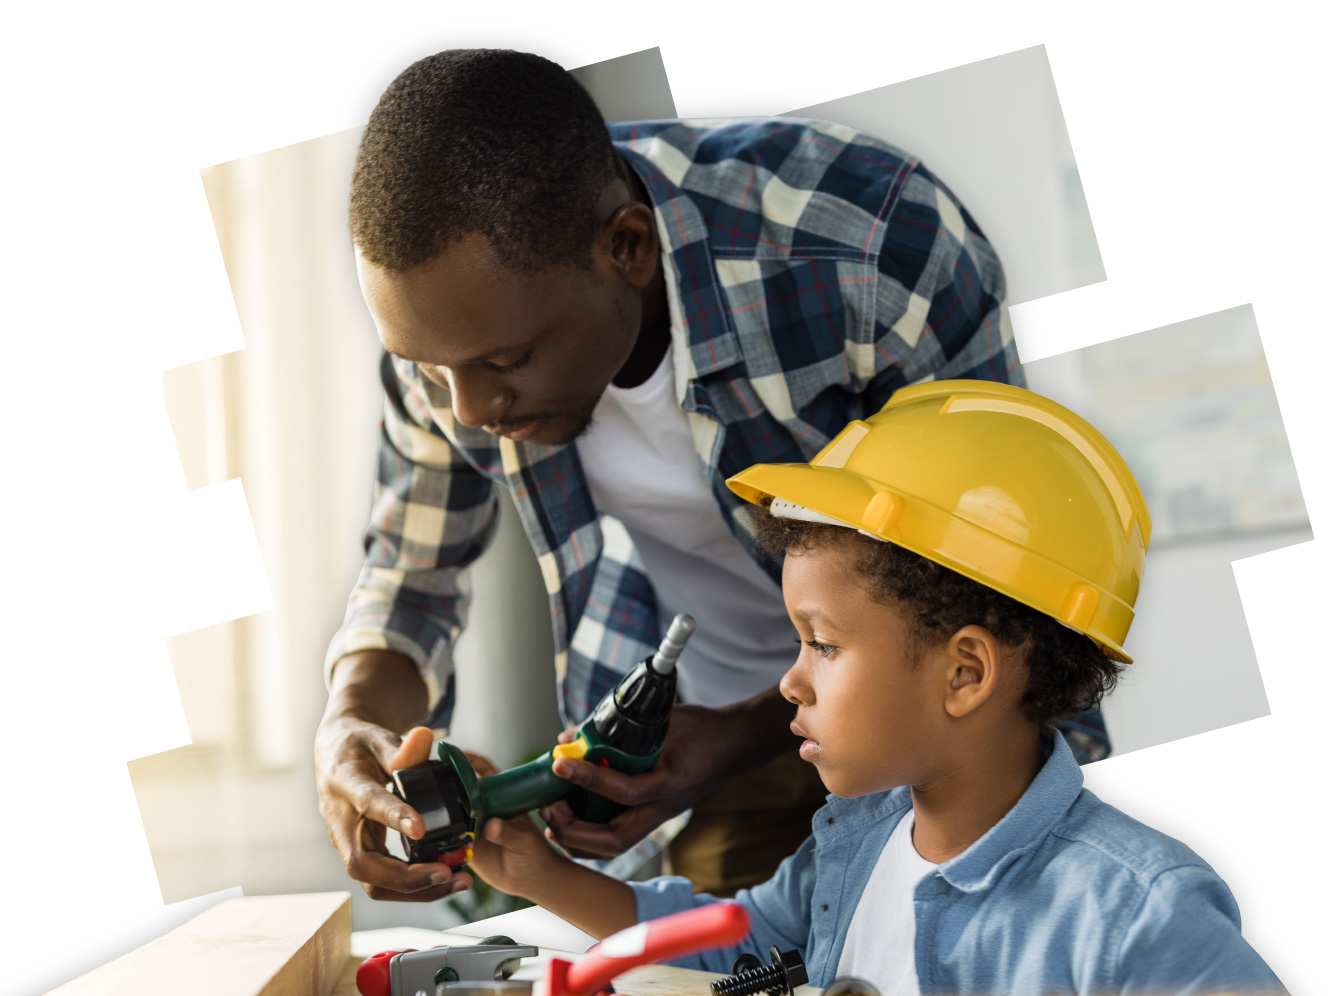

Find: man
315;48;1087;903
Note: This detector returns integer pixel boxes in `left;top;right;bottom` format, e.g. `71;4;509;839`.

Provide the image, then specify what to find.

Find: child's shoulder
1044;786;1221;887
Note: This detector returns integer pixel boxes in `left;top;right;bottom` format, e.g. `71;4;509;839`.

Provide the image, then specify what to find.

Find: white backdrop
1;5;1325;995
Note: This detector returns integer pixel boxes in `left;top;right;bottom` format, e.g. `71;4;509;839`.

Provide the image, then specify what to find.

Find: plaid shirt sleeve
324;352;500;722
863;162;1023;409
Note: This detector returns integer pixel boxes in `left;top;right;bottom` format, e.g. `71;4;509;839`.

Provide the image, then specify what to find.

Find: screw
730;954;763;976
710;947;807;996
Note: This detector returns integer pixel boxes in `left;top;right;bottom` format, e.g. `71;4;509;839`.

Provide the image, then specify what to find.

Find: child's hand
468;812;563;899
463;751;565;900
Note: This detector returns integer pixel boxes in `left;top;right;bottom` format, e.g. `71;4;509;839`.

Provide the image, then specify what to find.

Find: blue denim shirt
631;733;1284;995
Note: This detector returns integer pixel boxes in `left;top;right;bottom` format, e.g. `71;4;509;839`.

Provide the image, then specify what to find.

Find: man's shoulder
608;117;913;167
609;117;932;249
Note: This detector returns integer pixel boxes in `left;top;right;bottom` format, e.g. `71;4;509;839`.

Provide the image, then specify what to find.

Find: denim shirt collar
937;729;1083;892
802;730;1082;985
811;729;1082;888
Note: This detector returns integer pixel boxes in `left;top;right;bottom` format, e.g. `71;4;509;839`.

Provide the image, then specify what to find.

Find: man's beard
493;399;599;446
550;403;598;444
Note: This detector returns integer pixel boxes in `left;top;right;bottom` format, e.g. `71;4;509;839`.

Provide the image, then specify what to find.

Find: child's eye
804;640;836;658
489;351;532;373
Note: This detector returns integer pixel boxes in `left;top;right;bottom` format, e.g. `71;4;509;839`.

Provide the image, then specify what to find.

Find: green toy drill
390;613;696;867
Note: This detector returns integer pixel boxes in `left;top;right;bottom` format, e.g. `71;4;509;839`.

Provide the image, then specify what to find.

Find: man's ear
941;625;1004;719
596;185;657;288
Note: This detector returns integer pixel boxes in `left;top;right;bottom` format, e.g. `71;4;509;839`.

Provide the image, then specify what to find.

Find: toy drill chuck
390;613;695;866
652;613;694;673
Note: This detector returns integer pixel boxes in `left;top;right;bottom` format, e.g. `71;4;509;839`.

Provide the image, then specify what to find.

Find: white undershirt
836;811;938;996
575;344;799;707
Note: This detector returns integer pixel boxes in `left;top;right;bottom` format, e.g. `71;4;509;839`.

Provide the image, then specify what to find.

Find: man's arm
316;352;501;899
314;651;467;900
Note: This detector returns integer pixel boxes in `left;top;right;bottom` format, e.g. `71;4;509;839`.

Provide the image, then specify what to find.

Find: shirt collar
935;729;1084;893
616;144;742;389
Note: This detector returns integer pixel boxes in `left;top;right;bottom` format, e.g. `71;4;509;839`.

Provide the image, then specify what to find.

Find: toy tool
357;938;535;996
711;947;807;996
357;902;749;996
391;613;695;866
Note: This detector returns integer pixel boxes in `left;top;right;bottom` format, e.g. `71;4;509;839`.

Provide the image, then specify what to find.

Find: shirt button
821;904;829;911
827;817;834;824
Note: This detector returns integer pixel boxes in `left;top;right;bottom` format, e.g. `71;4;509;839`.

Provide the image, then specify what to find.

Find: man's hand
540;691;797;859
315;650;471;902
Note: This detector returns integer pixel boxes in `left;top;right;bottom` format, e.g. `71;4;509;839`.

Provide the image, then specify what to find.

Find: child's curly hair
752;509;1123;727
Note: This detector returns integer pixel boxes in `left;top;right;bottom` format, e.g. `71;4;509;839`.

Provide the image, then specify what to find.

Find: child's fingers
481;815;540;851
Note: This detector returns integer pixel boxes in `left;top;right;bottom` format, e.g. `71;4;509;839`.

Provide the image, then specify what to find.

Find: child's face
778;539;954;798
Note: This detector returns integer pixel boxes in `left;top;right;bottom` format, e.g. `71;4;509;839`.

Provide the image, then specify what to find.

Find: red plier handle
550;903;750;996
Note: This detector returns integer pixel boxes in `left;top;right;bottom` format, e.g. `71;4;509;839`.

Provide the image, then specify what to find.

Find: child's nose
779;660;813;706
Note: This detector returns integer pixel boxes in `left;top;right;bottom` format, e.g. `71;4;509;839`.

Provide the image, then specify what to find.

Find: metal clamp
357;940;538;996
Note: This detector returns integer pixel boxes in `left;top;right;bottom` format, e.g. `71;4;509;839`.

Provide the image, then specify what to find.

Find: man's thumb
387;726;434;772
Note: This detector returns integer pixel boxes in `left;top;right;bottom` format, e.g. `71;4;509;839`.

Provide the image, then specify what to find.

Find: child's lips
790;720;821;760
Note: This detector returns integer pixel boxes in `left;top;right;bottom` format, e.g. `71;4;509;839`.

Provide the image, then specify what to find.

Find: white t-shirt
575;344;799;707
836;811;938;996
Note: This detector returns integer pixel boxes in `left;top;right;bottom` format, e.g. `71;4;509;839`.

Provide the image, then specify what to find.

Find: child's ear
942;625;1004;718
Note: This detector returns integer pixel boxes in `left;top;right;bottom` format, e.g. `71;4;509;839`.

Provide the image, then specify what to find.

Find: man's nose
448;368;510;429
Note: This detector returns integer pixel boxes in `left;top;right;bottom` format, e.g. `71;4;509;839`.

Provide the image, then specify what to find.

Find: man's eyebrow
457;343;530;365
384;340;533;367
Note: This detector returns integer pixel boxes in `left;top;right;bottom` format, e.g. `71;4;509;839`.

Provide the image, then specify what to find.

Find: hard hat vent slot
1060;582;1100;629
862;490;903;535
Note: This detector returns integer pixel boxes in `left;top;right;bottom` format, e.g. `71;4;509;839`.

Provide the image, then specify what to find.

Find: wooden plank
49;892;351;996
332;956;364;996
615;962;727;996
616;964;821;996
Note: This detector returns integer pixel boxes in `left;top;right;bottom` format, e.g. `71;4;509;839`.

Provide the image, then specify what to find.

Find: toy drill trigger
552;736;590;761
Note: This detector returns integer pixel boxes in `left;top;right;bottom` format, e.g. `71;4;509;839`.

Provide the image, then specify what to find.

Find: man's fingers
361;876;470;903
541;801;655;858
550;757;653;806
323;807;458;898
386;725;433;772
555;727;577;745
349;844;458;895
463;750;500;778
351;777;424;839
543;826;601;861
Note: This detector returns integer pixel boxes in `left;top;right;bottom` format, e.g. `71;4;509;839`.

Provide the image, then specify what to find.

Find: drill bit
651;613;695;675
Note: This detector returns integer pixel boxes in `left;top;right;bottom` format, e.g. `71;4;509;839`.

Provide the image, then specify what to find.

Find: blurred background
129;44;1306;933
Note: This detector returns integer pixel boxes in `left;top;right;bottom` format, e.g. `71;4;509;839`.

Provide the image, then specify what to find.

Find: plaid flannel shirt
326;118;1110;763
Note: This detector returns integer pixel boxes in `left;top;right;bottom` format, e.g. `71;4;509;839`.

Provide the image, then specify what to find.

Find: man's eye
489;351;532;373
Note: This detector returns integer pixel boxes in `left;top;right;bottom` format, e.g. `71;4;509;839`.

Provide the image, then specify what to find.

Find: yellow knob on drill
552;736;590;761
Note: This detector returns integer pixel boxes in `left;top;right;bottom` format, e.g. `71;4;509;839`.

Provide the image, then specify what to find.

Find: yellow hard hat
727;380;1151;662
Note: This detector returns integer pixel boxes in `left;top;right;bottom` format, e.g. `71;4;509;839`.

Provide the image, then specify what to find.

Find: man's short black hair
752;510;1123;728
350;49;619;274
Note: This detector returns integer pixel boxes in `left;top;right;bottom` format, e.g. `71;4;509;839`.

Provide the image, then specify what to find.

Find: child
463;381;1285;995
